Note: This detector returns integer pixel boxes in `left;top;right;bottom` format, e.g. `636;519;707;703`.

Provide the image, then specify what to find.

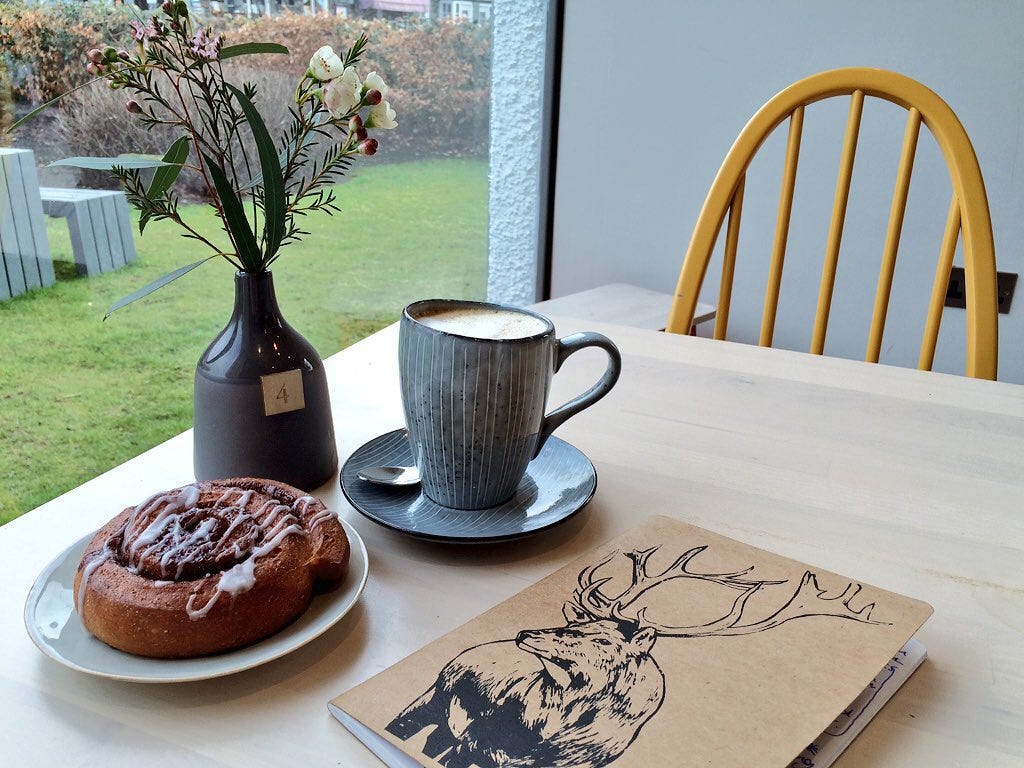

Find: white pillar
486;0;550;305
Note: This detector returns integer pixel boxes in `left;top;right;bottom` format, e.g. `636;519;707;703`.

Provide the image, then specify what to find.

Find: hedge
0;4;490;162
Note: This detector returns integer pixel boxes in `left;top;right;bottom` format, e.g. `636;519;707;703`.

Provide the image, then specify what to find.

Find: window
0;0;494;523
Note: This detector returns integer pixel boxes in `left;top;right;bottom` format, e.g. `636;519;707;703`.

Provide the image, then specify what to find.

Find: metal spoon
357;465;421;487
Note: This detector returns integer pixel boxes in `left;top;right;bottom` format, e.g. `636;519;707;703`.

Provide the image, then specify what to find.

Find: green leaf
6;74;108;134
219;43;289;60
343;34;368;67
148;138;191;197
226;83;286;259
105;256;216;319
50;156;179;170
202;151;262;271
139;137;191;235
240;111;325;192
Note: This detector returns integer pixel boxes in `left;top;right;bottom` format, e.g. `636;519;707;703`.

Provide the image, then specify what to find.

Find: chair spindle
761;106;805;347
715;175;746;340
867;107;921;363
812;90;864;355
919;196;961;370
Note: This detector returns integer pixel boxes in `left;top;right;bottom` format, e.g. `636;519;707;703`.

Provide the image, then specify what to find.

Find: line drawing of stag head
385;543;890;768
564;544;889;643
515;620;658;690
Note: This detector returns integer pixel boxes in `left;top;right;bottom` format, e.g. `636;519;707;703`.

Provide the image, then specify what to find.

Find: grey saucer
340;429;596;543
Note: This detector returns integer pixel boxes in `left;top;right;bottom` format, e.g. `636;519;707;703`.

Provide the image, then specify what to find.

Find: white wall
487;0;548;306
551;0;1024;382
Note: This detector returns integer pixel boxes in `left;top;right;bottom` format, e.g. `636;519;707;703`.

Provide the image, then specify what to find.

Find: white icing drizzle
184;518;306;619
78;484;334;627
78;485;203;630
126;484;201;562
306;507;337;530
179;490;325;620
76;543;114;621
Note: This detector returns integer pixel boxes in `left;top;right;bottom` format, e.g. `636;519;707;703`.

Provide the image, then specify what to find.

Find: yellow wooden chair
666;67;998;379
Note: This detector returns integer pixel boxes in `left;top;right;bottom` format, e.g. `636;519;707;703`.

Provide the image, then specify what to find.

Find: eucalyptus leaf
105;256;216;319
226;84;286;258
241;111;324;192
219;43;289;60
202;151;262;271
148;139;191;197
135;137;193;237
6;74;110;134
50;156;179;171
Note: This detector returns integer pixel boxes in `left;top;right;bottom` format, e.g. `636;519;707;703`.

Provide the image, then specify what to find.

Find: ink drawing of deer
386;545;888;768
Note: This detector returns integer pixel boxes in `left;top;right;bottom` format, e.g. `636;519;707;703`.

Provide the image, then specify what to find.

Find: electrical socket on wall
945;267;1017;314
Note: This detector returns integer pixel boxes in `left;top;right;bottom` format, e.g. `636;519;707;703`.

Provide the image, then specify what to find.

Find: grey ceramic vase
193;270;338;490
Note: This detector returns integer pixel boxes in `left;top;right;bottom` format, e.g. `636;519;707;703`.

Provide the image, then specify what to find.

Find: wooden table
531;283;716;331
2;319;1022;766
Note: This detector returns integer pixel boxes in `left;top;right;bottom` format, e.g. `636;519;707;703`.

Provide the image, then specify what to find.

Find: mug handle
534;332;622;457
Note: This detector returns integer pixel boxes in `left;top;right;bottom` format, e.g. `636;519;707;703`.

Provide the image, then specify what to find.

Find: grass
0;158;488;524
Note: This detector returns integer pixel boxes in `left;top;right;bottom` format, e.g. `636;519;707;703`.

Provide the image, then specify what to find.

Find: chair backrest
666;67;998;379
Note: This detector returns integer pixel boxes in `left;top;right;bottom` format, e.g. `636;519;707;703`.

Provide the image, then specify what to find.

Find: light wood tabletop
1;318;1022;767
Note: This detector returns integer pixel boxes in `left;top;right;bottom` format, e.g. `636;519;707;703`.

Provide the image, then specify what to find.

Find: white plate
23;517;369;683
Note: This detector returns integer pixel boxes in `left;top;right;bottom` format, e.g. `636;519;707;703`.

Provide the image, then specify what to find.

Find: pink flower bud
162;0;173;12
349;115;367;139
87;49;104;65
358;138;379;156
126;100;143;114
118;50;131;61
86;62;101;76
364;89;382;106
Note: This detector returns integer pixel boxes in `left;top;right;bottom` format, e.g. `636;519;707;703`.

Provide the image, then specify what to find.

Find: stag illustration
386;545;887;768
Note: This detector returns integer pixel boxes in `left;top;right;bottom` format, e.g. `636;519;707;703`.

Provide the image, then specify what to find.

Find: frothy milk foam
416;307;548;340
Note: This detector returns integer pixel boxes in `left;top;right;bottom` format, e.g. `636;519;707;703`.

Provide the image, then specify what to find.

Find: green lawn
0;158;488;524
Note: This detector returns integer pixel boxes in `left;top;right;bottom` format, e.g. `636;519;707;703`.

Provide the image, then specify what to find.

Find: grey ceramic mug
399;299;621;510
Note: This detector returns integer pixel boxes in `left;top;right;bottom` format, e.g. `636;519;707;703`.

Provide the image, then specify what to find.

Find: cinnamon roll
73;478;350;659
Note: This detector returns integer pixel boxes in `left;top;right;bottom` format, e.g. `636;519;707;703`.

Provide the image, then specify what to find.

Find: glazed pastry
73;478;349;659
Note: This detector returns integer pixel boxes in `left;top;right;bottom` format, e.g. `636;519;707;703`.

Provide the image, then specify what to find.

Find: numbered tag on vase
261;369;305;416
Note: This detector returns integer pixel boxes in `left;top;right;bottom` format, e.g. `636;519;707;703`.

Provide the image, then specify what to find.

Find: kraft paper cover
331;516;932;767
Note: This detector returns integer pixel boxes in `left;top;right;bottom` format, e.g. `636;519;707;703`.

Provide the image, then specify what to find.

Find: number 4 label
261;369;305;416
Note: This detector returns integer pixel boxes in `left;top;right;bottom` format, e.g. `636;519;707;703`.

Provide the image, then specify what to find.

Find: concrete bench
0;148;55;300
39;187;137;277
531;283;716;333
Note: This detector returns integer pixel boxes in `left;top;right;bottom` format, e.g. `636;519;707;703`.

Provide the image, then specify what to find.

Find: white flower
366;99;397;130
362;71;389;100
308;45;345;82
322;66;362;118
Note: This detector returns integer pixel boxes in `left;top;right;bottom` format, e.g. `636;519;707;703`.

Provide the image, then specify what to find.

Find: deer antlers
570;546;889;637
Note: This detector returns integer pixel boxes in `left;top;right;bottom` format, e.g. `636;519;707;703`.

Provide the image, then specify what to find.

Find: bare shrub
200;13;491;157
54;64;297;199
17;7;490;168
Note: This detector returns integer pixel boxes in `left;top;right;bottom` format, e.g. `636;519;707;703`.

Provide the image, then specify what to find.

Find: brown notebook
330;516;932;767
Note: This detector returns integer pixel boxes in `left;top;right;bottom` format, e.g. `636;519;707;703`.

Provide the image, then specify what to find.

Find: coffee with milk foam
416;307;548;340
